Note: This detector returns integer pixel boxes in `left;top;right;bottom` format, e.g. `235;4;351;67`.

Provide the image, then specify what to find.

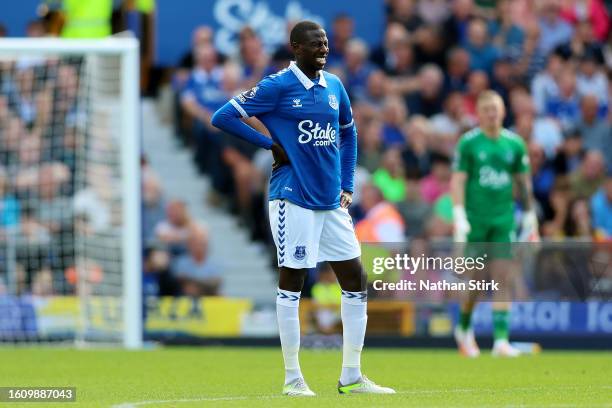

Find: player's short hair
290;21;323;46
476;90;504;108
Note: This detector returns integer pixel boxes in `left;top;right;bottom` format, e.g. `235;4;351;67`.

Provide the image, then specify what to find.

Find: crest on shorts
328;94;339;110
294;246;306;261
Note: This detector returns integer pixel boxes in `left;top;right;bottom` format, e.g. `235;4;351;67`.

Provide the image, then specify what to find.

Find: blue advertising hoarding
156;0;385;66
455;302;612;337
3;295;612;340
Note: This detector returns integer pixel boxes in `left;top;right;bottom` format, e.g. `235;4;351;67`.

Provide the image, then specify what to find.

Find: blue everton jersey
228;62;356;210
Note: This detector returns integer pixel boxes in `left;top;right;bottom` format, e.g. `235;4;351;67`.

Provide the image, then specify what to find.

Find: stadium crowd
2;0;612;300
174;0;612;259
0;20;221;298
0;51;85;296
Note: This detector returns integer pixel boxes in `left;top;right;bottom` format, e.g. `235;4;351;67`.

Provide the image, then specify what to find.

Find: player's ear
290;41;301;56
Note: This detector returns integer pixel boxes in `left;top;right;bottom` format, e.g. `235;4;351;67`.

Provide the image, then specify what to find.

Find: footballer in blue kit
212;21;395;396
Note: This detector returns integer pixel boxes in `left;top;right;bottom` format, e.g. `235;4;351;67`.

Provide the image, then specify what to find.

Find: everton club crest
328;94;339;110
294;246;306;261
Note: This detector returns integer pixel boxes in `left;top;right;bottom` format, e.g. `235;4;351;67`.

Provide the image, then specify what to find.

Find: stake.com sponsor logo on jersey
297;120;336;147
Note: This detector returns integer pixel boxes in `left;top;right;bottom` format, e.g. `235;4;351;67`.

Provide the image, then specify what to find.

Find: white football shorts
269;199;361;269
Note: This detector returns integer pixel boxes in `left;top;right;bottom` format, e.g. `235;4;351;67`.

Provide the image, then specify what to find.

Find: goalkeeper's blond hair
476;90;505;109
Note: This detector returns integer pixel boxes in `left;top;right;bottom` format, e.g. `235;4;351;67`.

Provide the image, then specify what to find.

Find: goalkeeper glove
519;209;540;242
453;205;471;242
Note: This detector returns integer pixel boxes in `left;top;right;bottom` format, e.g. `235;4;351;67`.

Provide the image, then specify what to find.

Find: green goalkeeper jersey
453;127;529;220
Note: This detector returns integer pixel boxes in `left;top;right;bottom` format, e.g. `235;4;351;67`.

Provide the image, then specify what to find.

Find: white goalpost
0;38;142;349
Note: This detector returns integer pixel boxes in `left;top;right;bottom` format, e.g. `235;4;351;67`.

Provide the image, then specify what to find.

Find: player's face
296;29;329;71
477;98;505;129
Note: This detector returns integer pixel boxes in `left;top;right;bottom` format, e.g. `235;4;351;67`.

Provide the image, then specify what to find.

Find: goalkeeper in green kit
451;90;539;357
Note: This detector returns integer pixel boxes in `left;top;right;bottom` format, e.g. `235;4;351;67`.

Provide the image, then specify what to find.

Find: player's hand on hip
271;143;290;170
340;191;353;209
452;205;471;242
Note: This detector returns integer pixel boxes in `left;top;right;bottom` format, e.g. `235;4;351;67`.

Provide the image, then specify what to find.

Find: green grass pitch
1;347;611;407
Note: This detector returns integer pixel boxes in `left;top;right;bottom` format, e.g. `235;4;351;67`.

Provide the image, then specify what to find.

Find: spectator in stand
402;115;433;176
545;66;581;131
342;39;375;101
141;157;166;245
0;24;6;37
387;0;424;32
36;164;73;235
355;183;405;242
417;0;451;25
370;22;413;76
73;162;114;235
462;70;489;121
553;129;585;174
171;226;221;296
491;56;516;104
18;205;50;246
413;24;447;68
381;95;408;147
0;167;20;234
590;171;612;239
178;26;219;70
560;0;610;42
419;153;451;204
143;244;178;297
531;53;564;115
238;27;273;89
271;20;297;71
537;0;575;55
555;20;605;63
569;150;607;199
529;142;557;220
155;200;200;256
327;14;355;67
180;43;224;132
576;53;608;112
357;69;387;110
514;20;548;83
442;0;476;48
564;198;594;238
541;180;572;238
462;18;499;75
397;171;431;237
510;88;562;157
443;47;471;93
406;63;445;117
372;148;406;203
357;119;384;173
174;26;218;140
427;193;454;238
430;91;475;155
489;0;525;53
577;94;611;163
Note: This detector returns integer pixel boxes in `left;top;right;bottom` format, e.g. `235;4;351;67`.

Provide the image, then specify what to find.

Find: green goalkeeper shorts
466;213;515;259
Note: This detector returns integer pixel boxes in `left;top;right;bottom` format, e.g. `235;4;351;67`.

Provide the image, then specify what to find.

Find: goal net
0;38;142;348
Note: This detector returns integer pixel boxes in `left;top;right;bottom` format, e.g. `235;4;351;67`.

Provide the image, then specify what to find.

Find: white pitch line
111;385;612;408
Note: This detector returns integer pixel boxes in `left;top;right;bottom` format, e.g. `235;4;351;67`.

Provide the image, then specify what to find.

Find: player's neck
296;61;320;80
481;126;501;139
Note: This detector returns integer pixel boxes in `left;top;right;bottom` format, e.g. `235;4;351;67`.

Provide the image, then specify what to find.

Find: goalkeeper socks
493;310;510;341
276;288;303;385
459;310;473;331
340;290;368;385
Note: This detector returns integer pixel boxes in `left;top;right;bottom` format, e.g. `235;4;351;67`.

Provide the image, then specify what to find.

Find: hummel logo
292;99;302;107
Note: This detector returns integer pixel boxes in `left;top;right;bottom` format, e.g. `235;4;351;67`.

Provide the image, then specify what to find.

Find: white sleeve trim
230;98;250;118
339;119;354;130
